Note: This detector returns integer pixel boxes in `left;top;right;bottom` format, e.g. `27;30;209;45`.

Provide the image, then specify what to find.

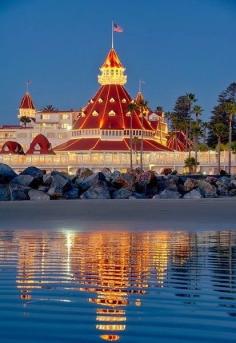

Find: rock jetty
0;163;236;201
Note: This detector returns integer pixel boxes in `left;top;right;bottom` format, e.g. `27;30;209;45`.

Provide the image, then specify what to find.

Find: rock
229;179;236;189
156;176;167;192
229;189;236;196
38;185;49;193
216;180;228;196
153;189;181;199
165;176;178;191
80;181;111;199
0;163;17;184
184;178;198;192
198;180;217;198
21;166;44;179
9;184;30;200
47;172;71;197
112;188;132;199
77;168;93;178
101;168;112;181
76;172;105;191
64;187;80;199
183;189;202;199
205;176;218;185
110;171;132;189
43;174;53;186
219;176;231;187
29;189;50;201
0;184;10;201
135;171;156;194
10;175;34;187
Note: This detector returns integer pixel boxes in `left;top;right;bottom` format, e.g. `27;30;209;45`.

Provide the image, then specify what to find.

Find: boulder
11;174;34;187
76;168;93;178
21;166;44;179
47;172;71;197
110;171;132;189
216;180;228;196
229;189;236;196
80;181;111;199
101;168;112;181
38;185;50;193
43;174;53;186
165;176;178;191
184;178;198;192
0;184;10;201
153;189;181;199
29;189;50;201
198;180;217;198
9;184;30;200
76;172;105;191
183;189;202;199
112;188;132;199
229;179;236;189
219;176;231;187
64;187;80;199
0;163;17;184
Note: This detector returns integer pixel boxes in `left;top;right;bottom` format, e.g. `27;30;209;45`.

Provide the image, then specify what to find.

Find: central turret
98;48;127;86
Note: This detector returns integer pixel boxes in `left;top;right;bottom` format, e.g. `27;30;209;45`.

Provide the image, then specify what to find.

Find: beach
0;198;235;231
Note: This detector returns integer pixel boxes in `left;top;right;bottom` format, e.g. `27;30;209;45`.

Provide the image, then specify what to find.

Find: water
0;230;235;342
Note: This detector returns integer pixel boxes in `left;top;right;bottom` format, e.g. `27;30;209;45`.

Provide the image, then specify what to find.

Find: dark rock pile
0;163;236;201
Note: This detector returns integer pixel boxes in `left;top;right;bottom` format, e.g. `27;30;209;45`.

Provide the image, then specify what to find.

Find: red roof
74;84;154;131
167;131;191;151
101;48;123;68
54;138;171;152
0;141;24;154
26;134;55;155
19;92;35;110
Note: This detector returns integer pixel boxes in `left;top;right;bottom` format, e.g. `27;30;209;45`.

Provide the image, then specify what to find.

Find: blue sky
0;0;236;123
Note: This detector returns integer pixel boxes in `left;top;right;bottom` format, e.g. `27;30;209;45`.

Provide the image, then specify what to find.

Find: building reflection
0;230;233;341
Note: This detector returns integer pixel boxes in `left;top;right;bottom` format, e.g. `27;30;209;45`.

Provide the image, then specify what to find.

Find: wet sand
0;198;235;231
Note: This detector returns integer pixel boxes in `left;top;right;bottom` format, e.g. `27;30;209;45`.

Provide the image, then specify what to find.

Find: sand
0;198;235;231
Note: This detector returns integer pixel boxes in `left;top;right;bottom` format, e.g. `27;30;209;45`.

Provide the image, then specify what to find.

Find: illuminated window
109;110;116;116
109;98;115;103
62;114;69;120
42;114;50;120
98;98;103;103
92;110;99;116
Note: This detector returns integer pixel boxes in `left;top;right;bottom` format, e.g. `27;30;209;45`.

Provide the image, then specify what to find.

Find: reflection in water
0;230;236;342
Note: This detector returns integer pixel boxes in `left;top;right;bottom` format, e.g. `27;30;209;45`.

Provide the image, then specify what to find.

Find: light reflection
0;230;234;341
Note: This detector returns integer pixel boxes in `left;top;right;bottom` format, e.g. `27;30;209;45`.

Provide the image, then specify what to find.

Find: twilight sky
0;0;236;124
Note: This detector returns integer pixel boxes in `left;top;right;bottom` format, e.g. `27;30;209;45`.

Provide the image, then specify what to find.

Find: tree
208;82;236;147
42;105;57;112
156;106;163;112
192;105;203;163
127;101;139;170
210;122;228;174
137;99;148;170
20;116;32;128
184;157;199;174
222;101;236;174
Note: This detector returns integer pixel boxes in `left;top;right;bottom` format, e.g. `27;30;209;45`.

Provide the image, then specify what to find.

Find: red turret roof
101;48;123;68
74;85;153;131
19;92;35;109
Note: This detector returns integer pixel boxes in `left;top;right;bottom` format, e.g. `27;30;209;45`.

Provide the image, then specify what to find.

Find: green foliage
208;82;236;147
42;105;57;112
20;116;32;127
184;157;199;173
231;141;236;154
198;143;209;152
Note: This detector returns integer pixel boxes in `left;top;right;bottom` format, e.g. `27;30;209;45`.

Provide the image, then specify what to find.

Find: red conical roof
74;84;153;131
19;92;35;110
101;48;123;68
26;134;55;155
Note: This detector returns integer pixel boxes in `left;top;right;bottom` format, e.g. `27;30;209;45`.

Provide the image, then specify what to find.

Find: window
42;114;50;120
62;114;69;120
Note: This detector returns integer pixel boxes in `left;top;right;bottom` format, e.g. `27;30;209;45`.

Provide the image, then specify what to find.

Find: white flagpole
112;20;114;49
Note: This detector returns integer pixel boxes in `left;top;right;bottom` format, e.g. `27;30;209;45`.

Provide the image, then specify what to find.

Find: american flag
113;23;123;33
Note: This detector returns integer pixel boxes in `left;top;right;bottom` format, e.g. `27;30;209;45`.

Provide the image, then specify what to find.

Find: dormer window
98;98;103;103
110;98;115;103
90;99;94;103
92;110;99;116
126;111;131;116
108;110;116;116
122;98;127;103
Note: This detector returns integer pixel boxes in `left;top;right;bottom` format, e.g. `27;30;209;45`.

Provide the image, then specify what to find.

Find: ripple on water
0;230;235;342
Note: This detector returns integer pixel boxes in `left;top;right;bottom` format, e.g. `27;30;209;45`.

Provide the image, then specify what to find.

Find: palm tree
42;105;57;112
137;99;148;170
211;122;228;174
20;116;32;128
222;101;236;174
192;105;203;164
127;101;139;170
186;93;197;156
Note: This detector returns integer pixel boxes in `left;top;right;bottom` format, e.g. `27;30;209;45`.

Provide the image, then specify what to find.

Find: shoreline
0;198;235;231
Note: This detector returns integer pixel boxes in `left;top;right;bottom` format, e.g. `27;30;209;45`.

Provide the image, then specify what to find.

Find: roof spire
98;49;127;85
